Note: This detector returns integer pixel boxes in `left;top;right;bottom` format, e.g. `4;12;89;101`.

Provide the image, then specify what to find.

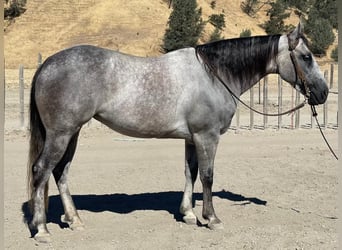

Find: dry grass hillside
4;0;269;68
3;0;321;69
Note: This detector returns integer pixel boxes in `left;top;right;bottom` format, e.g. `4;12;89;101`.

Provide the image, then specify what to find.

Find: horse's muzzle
308;83;329;105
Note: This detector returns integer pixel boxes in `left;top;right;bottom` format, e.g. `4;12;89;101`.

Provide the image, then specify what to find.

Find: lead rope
288;36;338;160
229;87;306;116
212;70;307;117
214;66;338;160
310;105;338;160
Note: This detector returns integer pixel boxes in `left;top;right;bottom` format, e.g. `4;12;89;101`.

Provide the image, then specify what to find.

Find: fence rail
233;66;338;130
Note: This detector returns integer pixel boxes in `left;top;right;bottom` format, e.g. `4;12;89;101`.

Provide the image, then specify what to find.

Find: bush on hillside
312;0;337;29
162;0;205;52
305;9;335;56
208;28;224;43
208;14;225;30
241;0;259;17
240;29;251;37
4;0;26;20
262;1;291;35
210;1;216;9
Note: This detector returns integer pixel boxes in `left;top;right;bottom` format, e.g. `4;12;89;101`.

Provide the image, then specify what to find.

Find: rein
212;71;307;117
310;106;338;160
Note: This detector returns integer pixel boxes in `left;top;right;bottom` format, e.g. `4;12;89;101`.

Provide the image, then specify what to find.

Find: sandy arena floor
4;87;338;249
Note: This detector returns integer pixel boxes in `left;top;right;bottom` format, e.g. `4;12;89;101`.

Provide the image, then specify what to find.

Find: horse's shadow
22;190;266;233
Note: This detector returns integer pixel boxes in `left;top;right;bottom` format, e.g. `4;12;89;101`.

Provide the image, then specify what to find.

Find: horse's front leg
180;141;198;225
193;131;223;230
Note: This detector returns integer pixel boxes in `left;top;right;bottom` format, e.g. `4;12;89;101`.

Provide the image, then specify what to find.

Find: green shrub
262;1;290;35
240;29;252;37
162;0;205;52
208;14;225;30
210;1;216;9
208;28;223;42
4;0;26;20
306;17;335;56
241;0;259;17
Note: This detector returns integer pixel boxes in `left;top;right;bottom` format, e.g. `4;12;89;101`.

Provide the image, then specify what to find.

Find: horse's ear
287;22;303;50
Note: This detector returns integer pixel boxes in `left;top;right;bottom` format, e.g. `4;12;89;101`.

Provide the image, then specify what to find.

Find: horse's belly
94;105;190;139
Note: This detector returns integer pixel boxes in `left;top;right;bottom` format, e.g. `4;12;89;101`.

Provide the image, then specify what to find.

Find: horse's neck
196;35;280;96
239;61;278;95
220;37;279;95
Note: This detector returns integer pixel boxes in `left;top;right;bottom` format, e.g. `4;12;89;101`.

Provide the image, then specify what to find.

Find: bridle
287;34;311;101
288;35;338;160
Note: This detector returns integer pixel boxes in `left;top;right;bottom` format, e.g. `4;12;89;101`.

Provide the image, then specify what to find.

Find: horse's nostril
309;84;328;105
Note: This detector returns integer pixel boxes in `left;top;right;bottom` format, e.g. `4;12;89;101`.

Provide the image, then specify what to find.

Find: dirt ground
4;86;338;249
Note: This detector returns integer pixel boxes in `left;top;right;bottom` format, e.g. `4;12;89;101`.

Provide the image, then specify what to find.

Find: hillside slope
5;0;283;68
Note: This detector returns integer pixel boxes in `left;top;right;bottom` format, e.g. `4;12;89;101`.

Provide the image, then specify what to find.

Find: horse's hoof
34;232;52;243
61;214;84;231
207;221;224;230
61;214;68;223
183;214;197;225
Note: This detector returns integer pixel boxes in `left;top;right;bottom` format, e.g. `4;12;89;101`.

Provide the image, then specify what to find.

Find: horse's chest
217;102;237;134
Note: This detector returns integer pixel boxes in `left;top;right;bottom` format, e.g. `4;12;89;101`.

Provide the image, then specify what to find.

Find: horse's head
277;22;328;105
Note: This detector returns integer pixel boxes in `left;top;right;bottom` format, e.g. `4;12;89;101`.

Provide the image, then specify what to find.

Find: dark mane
195;35;280;92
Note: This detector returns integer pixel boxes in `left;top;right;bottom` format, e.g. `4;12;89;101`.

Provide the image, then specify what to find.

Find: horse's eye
302;54;312;62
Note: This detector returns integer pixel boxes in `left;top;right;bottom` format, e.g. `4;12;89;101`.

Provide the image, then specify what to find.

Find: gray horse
27;23;328;242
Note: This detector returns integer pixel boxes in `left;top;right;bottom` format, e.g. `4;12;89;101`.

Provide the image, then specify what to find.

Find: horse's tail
27;64;49;212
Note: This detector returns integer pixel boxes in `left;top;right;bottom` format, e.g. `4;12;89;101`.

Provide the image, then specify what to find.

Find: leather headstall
287;34;311;100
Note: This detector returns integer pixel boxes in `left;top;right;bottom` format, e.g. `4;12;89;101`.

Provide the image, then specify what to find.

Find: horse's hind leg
180;141;198;225
30;131;75;243
52;131;84;231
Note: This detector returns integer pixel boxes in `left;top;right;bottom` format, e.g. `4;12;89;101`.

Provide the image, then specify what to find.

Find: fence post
291;88;294;128
258;81;261;104
295;90;300;129
330;64;334;89
323;70;328;128
37;53;42;68
278;76;282;130
263;76;268;129
250;86;254;130
235;104;240;131
19;64;25;128
310;106;313;128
